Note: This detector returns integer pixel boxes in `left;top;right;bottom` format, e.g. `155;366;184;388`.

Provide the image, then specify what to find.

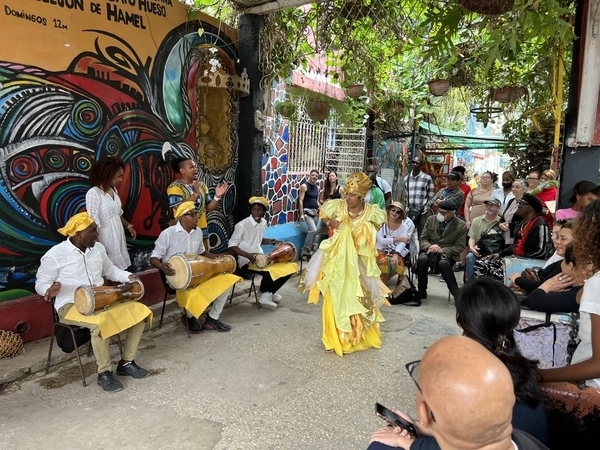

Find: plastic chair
300;233;329;271
46;298;122;387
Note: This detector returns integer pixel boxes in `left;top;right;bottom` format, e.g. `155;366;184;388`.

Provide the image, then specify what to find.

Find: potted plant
492;86;528;103
274;100;297;118
345;84;365;99
427;79;451;97
306;100;331;122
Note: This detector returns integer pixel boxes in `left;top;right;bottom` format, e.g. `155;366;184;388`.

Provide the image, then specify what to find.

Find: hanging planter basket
428;79;451;97
458;0;515;15
345;84;365;99
306;100;331;122
492;86;528;103
274;101;297;118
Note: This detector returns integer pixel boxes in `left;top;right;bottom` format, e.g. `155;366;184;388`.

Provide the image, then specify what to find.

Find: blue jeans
465;252;479;281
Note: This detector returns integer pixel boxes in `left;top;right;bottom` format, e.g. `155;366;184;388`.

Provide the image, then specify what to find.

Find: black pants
417;252;459;297
241;264;291;294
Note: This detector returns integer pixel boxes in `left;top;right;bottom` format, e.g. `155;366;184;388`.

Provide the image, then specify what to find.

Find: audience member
427;172;464;214
531;169;558;229
450;166;470;220
298;169;321;248
491;170;516;214
555;180;596;220
473;194;549;282
376;202;415;286
417;200;467;299
499;178;527;245
404;155;434;237
465;198;502;281
464;171;495;228
540;200;600;387
366;164;392;206
319;170;345;204
368;335;548;450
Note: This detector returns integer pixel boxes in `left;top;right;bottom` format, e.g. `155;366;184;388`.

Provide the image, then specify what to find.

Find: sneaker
181;315;202;334
202;316;231;332
271;293;283;303
453;263;465;272
117;360;149;379
97;371;123;392
258;291;277;310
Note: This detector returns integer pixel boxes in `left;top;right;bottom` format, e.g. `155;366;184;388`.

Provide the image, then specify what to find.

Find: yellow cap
57;212;94;237
174;201;196;219
345;172;372;198
249;196;269;208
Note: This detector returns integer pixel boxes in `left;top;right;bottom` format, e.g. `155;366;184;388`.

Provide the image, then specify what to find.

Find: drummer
150;201;239;334
228;196;294;310
35;212;151;393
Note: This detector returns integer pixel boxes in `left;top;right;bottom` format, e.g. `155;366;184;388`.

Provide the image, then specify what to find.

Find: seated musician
150;201;239;334
228;196;294;310
35;212;151;393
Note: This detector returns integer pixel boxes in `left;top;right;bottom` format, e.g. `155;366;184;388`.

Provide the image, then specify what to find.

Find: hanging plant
274;100;297;119
345;84;365;99
492;86;528;103
428;79;451;97
306;100;331;122
457;0;515;15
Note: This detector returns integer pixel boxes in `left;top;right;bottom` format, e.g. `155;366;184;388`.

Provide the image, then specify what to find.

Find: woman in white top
540;200;600;388
85;157;136;270
376;202;415;285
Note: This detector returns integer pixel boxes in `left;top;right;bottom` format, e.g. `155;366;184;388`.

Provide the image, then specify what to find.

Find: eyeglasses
481;176;492;180
516;200;529;207
406;360;436;422
366;170;377;174
389;208;402;214
526;177;539;181
411;161;421;165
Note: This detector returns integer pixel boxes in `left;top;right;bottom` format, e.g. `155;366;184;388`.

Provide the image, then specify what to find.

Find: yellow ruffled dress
303;199;389;356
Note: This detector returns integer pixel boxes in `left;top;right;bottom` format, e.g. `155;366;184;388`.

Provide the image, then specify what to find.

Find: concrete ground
0;271;539;450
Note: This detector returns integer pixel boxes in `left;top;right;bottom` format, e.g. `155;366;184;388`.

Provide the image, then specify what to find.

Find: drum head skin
166;254;192;290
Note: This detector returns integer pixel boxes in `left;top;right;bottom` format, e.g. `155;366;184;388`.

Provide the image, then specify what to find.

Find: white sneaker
271;293;283;303
258;292;277;310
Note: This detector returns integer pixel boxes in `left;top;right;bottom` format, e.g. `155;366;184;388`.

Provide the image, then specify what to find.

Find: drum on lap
165;254;237;290
254;242;297;269
74;280;145;315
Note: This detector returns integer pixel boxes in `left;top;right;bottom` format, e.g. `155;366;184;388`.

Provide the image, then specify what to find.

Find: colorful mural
0;2;242;298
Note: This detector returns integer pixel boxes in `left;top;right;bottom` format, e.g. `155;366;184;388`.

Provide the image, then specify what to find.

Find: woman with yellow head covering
300;172;389;356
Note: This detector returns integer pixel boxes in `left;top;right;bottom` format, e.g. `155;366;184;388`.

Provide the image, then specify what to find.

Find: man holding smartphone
368;336;548;450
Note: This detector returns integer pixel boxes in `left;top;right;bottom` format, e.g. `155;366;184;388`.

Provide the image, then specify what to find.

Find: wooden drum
74;280;145;316
255;242;297;269
165;254;236;290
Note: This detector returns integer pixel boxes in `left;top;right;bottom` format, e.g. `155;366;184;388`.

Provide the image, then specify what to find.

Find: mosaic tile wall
263;83;323;226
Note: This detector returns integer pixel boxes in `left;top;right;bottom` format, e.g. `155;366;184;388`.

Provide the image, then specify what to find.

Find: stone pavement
0;271;540;449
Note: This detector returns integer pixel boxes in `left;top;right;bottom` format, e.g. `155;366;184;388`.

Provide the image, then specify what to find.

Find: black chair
46;299;122;387
300;233;329;271
158;271;190;338
229;267;261;309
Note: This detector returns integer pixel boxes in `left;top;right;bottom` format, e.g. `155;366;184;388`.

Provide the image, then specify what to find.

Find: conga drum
165;254;236;290
73;280;145;315
255;242;297;269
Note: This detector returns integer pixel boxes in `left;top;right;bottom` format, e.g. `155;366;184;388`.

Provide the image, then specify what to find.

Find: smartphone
375;403;419;439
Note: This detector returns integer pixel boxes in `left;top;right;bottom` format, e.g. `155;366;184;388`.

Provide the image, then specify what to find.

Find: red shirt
459;183;471;217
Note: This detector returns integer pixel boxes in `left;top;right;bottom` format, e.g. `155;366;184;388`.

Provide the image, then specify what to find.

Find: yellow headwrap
57;212;94;237
345;172;372;198
174;201;196;219
249;196;269;208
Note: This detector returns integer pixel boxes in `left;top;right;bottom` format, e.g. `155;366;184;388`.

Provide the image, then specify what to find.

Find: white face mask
436;212;445;222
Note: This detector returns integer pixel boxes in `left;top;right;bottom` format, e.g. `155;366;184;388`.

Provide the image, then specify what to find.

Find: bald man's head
417;336;515;449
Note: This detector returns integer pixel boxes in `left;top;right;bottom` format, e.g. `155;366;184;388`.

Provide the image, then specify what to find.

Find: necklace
348;208;365;218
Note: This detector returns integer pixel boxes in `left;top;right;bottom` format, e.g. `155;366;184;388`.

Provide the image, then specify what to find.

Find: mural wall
0;1;243;300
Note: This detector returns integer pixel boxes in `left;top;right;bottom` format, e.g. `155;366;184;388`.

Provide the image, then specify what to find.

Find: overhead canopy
419;122;514;150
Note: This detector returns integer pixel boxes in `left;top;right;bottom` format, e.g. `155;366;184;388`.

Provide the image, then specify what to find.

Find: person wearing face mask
416;200;467;300
465;198;503;282
491;170;516;214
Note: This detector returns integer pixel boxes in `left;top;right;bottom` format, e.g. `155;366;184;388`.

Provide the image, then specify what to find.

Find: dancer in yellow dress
300;172;389;356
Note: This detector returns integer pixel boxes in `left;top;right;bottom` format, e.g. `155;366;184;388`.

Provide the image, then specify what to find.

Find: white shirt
151;222;205;263
571;271;600;388
491;188;515;215
376;218;415;257
376;176;392;194
35;240;131;311
86;186;131;269
228;215;267;267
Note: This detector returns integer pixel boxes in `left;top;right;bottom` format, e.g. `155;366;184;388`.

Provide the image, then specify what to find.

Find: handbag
389;275;420;306
477;222;504;256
